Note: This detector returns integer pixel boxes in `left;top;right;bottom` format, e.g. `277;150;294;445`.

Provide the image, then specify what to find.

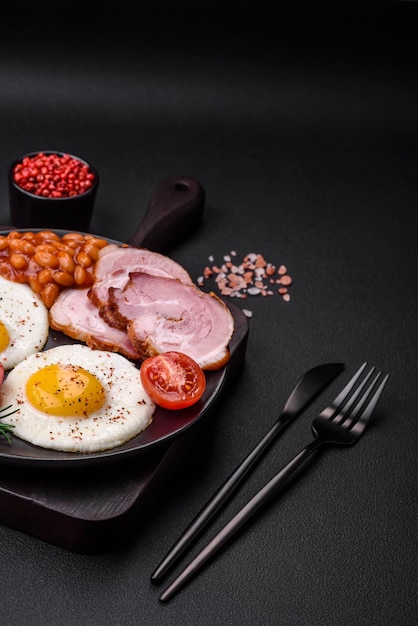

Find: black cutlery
151;362;344;584
159;363;389;602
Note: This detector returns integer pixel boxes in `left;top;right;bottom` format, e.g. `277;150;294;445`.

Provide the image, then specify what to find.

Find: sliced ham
49;288;141;360
88;244;193;309
101;272;235;370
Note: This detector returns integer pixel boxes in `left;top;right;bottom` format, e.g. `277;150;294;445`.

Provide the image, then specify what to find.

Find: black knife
151;362;344;583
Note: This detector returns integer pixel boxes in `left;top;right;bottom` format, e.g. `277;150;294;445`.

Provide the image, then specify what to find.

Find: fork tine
332;366;375;425
332;362;368;407
350;372;389;435
320;362;368;420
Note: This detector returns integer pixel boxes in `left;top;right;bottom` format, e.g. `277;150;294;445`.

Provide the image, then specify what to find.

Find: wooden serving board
0;434;191;553
0;176;249;552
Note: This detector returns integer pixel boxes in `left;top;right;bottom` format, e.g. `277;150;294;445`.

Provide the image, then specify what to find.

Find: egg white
0;344;155;453
0;275;49;370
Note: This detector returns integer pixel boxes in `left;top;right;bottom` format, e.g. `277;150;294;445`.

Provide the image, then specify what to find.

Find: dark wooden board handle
126;175;205;252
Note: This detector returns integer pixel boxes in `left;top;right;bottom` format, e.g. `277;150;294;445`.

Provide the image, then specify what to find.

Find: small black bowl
8;151;99;232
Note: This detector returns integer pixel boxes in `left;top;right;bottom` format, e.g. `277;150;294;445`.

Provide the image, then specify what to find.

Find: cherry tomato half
140;351;206;410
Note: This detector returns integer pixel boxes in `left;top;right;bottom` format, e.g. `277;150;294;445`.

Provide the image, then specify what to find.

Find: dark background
1;2;417;625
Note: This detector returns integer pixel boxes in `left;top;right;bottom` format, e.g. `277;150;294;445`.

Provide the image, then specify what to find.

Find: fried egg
0;275;49;370
0;344;155;453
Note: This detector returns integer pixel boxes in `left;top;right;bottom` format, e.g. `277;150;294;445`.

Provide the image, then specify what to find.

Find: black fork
159;362;389;602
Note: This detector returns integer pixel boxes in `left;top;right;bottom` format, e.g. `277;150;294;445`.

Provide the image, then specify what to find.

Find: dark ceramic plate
0;177;249;467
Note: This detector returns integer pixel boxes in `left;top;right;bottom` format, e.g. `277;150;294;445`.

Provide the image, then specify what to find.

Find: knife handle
126;176;205;253
150;419;286;584
159;440;320;603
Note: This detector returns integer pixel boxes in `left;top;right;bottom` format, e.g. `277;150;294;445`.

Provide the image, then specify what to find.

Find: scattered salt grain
278;275;292;286
199;250;293;316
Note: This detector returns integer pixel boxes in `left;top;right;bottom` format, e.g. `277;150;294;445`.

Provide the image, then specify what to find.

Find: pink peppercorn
13;152;95;199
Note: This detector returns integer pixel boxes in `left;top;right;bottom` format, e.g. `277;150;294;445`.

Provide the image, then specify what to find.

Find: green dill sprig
0;405;18;445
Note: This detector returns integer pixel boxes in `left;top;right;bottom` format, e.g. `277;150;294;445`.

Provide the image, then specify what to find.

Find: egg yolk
0;321;10;353
26;363;106;417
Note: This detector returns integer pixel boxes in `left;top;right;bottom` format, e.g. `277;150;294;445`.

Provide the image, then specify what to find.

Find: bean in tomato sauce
0;230;109;308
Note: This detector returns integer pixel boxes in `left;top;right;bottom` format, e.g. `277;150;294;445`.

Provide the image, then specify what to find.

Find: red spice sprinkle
197;251;293;315
13;152;95;199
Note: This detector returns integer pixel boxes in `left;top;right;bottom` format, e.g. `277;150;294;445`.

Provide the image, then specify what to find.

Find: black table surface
1;4;417;625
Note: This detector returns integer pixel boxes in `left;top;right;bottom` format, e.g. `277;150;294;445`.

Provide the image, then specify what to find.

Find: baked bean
0;237;10;251
36;243;59;255
37;268;53;285
10;253;28;271
63;239;83;250
34;250;59;269
62;232;85;242
23;240;36;254
41;283;60;308
28;276;42;293
8;239;21;251
78;268;94;287
41;231;60;241
83;242;100;261
57;250;75;273
22;232;36;241
86;236;108;249
74;265;87;285
75;251;93;267
53;270;75;287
